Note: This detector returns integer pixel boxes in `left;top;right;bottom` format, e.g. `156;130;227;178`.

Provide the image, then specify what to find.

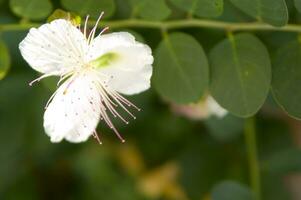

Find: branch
1;19;301;33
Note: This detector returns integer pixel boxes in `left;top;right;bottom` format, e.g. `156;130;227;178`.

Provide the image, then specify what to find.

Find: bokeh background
1;0;301;199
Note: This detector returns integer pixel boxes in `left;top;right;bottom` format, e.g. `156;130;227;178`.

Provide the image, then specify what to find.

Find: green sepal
47;9;81;26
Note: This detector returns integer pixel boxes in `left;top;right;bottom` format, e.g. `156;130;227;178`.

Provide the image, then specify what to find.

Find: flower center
89;52;119;69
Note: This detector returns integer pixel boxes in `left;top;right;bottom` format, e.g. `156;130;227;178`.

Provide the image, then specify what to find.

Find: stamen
87;12;104;43
97;27;109;37
29;73;56;86
96;83;130;124
94;74;139;121
57;71;73;86
106;90;137;119
63;75;77;95
111;126;126;143
99;105;125;143
90;83;127;142
84;15;90;39
93;130;102;144
95;83;117;107
45;90;58;109
96;78;145;143
113;91;141;111
112;96;136;120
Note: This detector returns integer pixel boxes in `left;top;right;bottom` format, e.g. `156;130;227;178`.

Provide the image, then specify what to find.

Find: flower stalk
244;117;261;200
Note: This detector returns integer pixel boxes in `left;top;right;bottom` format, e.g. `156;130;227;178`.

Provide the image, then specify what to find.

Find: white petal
19;19;87;76
87;32;153;95
207;96;228;118
86;32;136;61
43;72;101;143
104;64;152;95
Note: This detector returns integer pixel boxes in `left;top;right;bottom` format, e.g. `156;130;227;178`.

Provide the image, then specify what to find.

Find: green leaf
169;0;223;18
153;32;209;104
61;0;115;19
0;40;10;80
209;33;271;117
272;40;301;119
211;180;254;200
295;0;301;13
217;0;253;22
9;0;52;20
130;0;171;20
229;0;288;26
263;148;301;174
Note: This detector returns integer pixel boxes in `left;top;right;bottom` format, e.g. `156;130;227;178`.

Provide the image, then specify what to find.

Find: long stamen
87;12;104;43
95;82;130;124
29;73;56;86
102;90;136;120
111;126;126;143
84;15;90;39
63;75;77;95
91;12;104;39
57;71;74;86
110;90;141;111
116;93;141;111
99;105;125;143
91;75;144;143
86;74;139;142
45;90;58;109
93;130;102;144
109;93;136;120
95;74;139;119
103;96;130;124
97;27;109;37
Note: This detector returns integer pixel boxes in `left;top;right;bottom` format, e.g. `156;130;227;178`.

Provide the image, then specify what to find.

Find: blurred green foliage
1;0;301;200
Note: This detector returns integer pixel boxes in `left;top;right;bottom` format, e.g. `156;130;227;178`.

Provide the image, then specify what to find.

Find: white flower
171;95;227;120
19;14;153;143
205;96;227;118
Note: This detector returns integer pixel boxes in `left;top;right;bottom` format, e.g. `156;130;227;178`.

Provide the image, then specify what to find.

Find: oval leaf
61;0;115;19
0;41;10;80
295;0;301;13
10;0;52;20
130;0;171;20
229;0;288;26
153;32;209;104
272;41;301;119
212;180;254;200
209;33;271;117
169;0;223;18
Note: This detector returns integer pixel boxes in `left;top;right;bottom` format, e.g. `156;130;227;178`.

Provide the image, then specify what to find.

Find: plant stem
1;19;301;33
244;117;261;200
